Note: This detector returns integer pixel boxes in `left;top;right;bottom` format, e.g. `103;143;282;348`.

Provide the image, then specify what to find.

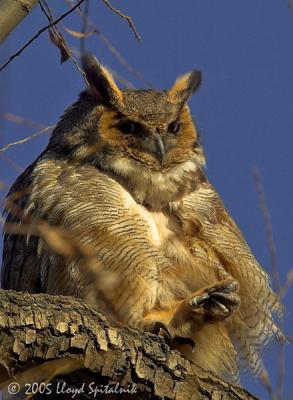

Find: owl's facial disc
79;54;205;206
97;103;201;170
81;53;204;179
114;118;166;163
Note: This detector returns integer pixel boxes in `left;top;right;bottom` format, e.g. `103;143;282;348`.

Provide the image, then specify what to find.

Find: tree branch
0;0;86;73
101;0;141;42
0;0;39;44
0;289;258;400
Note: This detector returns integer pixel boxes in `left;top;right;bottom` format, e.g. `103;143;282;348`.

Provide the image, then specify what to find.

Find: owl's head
50;54;206;209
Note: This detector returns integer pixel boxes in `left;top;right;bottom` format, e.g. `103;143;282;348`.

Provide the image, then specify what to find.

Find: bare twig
0;153;23;172
39;0;69;63
64;0;151;87
280;269;293;298
63;26;96;39
39;0;54;25
39;0;86;79
107;66;134;88
0;125;55;153
101;0;141;42
0;182;7;191
0;0;86;73
69;46;134;88
252;167;285;400
276;343;286;400
258;368;274;398
80;0;90;56
252;168;281;294
0;112;45;130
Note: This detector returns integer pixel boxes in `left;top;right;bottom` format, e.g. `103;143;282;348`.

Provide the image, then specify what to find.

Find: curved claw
153;321;173;341
189;293;210;307
172;336;196;352
214;280;239;294
152;322;195;352
211;299;230;316
211;291;240;307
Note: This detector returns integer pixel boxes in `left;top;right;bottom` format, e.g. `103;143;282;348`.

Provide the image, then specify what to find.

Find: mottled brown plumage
1;54;283;382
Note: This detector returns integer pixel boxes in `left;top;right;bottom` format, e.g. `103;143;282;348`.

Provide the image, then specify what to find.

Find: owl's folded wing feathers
177;181;284;374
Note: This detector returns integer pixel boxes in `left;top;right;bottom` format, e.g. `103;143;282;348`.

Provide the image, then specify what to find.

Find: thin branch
280;269;293;298
0;125;55;153
106;66;134;88
0;0;86;73
252;167;285;400
39;0;54;23
39;0;86;79
69;46;133;88
0;182;7;192
101;0;141;42
252;168;281;294
0;112;45;130
64;0;151;87
258;369;274;399
63;26;96;39
80;0;90;56
0;153;23;172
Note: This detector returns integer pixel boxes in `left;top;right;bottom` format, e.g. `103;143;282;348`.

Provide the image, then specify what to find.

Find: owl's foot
140;319;195;350
188;279;240;321
137;279;239;350
137;318;172;339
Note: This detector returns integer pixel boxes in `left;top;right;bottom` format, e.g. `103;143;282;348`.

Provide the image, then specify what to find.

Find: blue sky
0;1;292;398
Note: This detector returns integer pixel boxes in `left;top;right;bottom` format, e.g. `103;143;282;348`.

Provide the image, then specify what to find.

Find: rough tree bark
0;289;258;400
0;0;39;43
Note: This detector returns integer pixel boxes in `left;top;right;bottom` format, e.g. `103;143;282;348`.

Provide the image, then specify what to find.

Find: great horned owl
1;54;283;382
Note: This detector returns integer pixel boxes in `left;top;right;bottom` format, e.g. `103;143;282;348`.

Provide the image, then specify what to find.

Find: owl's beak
154;134;166;163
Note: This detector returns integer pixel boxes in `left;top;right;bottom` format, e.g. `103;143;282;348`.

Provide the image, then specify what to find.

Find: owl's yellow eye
118;120;139;134
168;120;181;134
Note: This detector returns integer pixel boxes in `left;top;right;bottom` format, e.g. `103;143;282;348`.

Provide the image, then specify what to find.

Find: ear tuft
82;53;123;108
168;70;202;104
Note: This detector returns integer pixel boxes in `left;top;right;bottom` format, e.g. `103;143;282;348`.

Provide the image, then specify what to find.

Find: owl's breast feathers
2;153;284;379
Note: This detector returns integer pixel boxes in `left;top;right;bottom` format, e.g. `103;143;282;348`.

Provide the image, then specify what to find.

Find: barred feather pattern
176;182;284;375
1;63;284;383
2;158;283;382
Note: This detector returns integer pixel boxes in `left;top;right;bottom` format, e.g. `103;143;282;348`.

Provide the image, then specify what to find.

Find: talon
212;291;240;306
153;321;173;341
190;293;210;307
172;336;196;352
207;279;239;295
211;299;230;315
221;280;239;293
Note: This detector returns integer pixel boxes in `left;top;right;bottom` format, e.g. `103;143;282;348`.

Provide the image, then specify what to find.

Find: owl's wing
177;181;284;374
1;162;43;292
2;158;170;326
2;232;41;292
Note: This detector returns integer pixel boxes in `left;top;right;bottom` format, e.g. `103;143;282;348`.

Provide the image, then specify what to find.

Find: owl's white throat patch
109;157;200;210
